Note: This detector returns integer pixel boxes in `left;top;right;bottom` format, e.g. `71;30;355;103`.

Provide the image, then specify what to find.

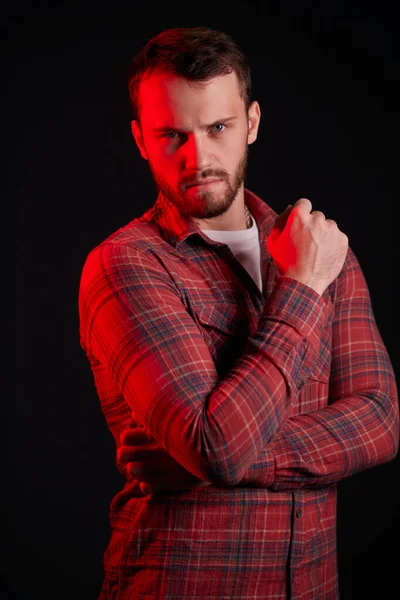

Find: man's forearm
238;388;398;490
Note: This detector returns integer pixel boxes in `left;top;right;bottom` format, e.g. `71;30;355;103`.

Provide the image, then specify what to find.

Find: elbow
388;392;400;460
198;417;254;486
379;433;399;466
376;393;399;464
388;412;400;461
205;464;245;487
201;454;248;487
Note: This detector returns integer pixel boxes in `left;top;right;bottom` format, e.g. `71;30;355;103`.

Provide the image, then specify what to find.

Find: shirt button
296;509;302;518
298;380;304;390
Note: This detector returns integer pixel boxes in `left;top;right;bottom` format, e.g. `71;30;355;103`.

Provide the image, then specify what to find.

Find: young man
78;26;399;599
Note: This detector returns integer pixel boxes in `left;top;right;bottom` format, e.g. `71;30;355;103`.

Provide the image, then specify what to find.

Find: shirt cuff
265;276;333;352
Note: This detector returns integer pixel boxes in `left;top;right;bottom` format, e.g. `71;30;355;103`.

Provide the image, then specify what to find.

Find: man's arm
79;199;348;487
116;248;398;495
242;247;399;490
79;239;328;487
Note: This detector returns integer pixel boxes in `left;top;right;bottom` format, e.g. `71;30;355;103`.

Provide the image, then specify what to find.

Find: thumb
273;204;293;232
268;204;293;244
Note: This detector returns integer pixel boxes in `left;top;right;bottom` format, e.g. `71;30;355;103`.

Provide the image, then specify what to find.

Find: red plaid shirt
79;188;399;599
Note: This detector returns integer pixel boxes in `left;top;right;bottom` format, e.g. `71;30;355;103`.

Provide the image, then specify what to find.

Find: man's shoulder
93;215;167;256
79;216;171;287
79;217;172;298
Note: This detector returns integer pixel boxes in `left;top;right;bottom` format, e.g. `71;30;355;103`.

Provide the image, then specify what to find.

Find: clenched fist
267;198;348;295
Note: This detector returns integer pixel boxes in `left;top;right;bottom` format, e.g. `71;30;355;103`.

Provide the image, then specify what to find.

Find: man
78;26;399;599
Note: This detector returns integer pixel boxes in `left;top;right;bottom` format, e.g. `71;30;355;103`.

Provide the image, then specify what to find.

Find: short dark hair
127;26;252;121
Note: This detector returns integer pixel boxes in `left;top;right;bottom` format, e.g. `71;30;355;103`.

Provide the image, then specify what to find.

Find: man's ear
247;101;261;145
131;120;148;160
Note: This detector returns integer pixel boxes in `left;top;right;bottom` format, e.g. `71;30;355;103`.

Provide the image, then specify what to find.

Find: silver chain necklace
245;204;252;229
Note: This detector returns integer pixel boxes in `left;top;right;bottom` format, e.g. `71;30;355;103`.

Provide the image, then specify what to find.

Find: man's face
131;71;260;222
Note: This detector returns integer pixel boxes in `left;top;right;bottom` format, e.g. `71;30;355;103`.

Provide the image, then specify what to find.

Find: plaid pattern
79;189;399;599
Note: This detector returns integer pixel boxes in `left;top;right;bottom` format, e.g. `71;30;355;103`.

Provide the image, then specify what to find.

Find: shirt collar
140;188;275;248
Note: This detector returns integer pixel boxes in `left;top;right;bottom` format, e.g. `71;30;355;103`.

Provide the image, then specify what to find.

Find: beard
148;145;248;221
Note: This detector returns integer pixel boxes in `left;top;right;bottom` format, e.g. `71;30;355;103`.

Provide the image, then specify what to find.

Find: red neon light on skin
266;204;297;274
131;70;260;231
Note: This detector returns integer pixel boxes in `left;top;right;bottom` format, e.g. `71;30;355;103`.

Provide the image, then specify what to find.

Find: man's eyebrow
152;116;238;133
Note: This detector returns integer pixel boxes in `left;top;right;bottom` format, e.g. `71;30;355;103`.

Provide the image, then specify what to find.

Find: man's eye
161;125;226;139
212;123;226;133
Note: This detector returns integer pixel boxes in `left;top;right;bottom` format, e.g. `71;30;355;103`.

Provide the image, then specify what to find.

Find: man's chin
184;193;230;219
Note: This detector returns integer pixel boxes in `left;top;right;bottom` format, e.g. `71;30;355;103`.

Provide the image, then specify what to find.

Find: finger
117;446;136;463
293;197;312;214
118;443;152;463
273;204;293;232
129;460;165;481
124;444;163;460
138;480;183;494
120;427;149;446
110;480;145;509
128;456;169;476
139;481;159;494
118;440;163;464
118;442;145;463
139;480;201;495
310;210;326;219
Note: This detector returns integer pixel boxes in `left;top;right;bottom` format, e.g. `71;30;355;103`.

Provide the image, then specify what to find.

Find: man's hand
267;198;348;295
116;423;210;497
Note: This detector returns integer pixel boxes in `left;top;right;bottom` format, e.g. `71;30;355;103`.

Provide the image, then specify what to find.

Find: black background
7;1;399;598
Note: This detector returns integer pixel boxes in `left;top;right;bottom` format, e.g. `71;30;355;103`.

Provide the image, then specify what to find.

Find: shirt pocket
308;348;331;383
195;302;249;376
301;300;333;385
297;324;332;415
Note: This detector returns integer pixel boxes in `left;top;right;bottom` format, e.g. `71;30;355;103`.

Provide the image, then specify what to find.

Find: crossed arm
79;241;398;501
80;224;399;502
80;241;332;488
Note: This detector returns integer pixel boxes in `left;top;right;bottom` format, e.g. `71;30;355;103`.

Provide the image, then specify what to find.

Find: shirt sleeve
238;248;399;489
78;241;331;486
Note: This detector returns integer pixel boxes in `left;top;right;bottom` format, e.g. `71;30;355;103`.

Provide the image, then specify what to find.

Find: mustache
181;171;227;189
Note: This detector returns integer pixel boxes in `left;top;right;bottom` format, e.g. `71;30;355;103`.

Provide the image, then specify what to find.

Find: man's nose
183;133;212;171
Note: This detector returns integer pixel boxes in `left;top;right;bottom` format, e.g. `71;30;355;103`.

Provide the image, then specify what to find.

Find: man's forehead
141;69;240;91
138;71;243;124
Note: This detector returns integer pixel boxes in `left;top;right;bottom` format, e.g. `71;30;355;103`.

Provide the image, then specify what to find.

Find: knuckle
128;462;139;478
121;430;134;444
294;198;309;211
118;446;133;463
130;461;141;475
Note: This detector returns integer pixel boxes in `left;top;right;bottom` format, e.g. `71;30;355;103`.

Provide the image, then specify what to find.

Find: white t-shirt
202;213;262;292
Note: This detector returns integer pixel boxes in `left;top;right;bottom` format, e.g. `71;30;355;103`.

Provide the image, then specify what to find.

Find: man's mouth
185;178;222;189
